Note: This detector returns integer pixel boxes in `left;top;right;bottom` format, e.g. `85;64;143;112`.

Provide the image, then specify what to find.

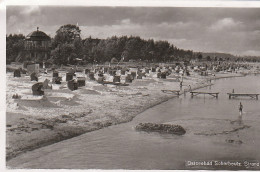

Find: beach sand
5;68;250;161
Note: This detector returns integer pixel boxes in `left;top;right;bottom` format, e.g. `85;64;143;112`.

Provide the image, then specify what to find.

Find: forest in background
6;24;260;65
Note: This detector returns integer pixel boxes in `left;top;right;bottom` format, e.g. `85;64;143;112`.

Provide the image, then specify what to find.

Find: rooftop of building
25;27;51;41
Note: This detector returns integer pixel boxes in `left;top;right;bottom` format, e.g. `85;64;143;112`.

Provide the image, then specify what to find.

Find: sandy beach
6;64;258;161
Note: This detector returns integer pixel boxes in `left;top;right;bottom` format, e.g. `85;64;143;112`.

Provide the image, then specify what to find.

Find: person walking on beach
239;102;243;116
188;85;192;91
180;81;183;90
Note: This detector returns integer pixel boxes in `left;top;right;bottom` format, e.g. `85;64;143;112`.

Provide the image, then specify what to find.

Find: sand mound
76;89;101;95
136;122;186;135
15;97;59;108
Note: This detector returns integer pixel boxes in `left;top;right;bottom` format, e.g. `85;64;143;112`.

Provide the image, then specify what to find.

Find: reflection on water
238;115;243;125
8;75;260;169
230;115;243;125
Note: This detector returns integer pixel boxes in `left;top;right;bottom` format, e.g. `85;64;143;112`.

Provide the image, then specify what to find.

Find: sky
6;6;260;56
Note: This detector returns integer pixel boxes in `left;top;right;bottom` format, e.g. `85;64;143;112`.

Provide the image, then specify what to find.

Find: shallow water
8;75;260;169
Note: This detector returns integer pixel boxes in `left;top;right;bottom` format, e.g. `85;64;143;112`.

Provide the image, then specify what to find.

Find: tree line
50;24;194;65
6;24;260;65
6;34;25;64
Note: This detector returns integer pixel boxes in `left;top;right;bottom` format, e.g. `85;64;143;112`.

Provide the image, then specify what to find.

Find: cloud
241;50;260;56
6;6;260;56
80;20;200;43
158;21;195;30
7;15;18;28
80;21;143;39
121;19;131;25
20;6;41;15
209;18;242;31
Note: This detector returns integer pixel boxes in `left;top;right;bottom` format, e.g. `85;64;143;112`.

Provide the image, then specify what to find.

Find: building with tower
21;27;51;62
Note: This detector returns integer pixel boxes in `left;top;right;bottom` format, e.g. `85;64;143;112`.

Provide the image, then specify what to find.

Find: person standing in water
237;102;243;125
239;102;243;116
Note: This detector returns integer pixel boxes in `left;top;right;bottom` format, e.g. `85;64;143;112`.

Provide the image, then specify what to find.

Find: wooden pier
161;90;180;96
190;91;219;98
227;93;259;100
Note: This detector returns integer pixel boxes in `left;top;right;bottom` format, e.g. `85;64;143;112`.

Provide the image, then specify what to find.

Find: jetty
161;90;180;96
190;91;219;98
227;93;259;100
